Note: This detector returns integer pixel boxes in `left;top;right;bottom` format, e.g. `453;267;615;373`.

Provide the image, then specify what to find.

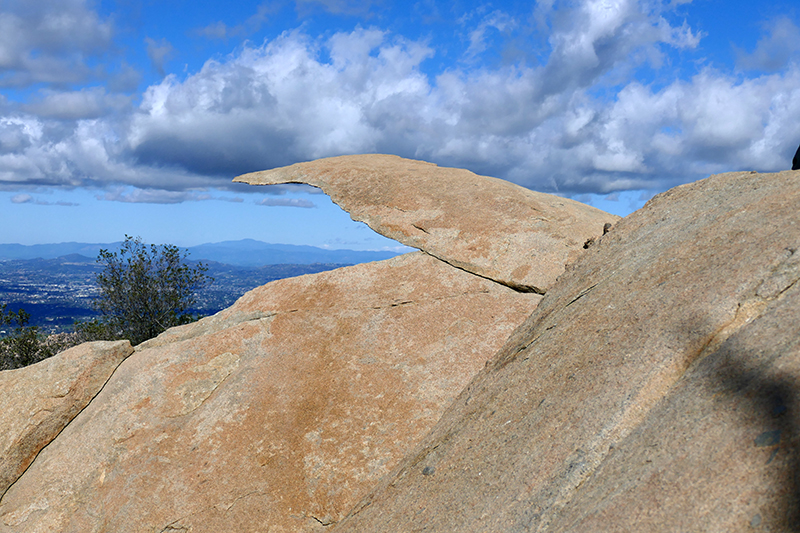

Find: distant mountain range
0;240;409;331
0;239;407;267
0;254;357;331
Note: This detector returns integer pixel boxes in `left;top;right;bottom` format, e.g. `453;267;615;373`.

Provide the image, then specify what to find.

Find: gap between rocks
420;251;546;295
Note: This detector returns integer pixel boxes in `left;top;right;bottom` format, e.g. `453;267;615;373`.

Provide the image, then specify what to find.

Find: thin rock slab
234;154;617;293
0;341;133;498
333;170;800;532
0;252;540;532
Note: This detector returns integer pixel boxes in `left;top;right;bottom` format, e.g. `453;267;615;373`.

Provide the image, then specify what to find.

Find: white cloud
0;114;222;191
126;27;434;176
257;198;316;208
99;188;213;204
11;193;32;203
194;2;282;40
0;117;39;154
22;87;133;120
463;10;517;60
594;66;800;178
1;0;799;204
9;193;77;205
97;186;248;204
296;0;377;17
0;0;114;87
146;37;176;77
736;17;800;73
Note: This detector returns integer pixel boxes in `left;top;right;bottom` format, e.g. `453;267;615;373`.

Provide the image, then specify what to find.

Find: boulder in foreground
0;341;133;498
334;170;800;532
0;253;539;532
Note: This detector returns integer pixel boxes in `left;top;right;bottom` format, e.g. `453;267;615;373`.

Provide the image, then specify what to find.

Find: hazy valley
0;239;402;332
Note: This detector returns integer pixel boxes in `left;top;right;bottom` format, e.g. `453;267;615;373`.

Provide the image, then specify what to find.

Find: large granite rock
234;154;617;293
0;341;133;499
0;253;539;532
333;170;800;532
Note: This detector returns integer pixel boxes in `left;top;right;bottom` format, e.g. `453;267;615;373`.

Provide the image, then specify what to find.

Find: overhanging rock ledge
235;154;618;293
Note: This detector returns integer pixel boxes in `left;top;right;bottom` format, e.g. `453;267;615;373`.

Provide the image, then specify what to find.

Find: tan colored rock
0;252;540;532
0;341;133;499
333;170;800;532
234;154;617;293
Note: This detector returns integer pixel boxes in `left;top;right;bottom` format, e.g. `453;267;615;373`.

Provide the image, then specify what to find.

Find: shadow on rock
686;278;800;532
707;348;800;530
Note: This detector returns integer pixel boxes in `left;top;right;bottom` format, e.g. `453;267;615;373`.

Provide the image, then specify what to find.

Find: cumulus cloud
462;10;517;60
0;117;35;154
126;27;435;177
591;66;800;180
22;87;133;120
1;0;799;203
120;0;735;195
0;114;215;191
0;0;114;87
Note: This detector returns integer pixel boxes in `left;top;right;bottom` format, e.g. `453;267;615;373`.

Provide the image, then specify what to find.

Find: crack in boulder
234;154;616;293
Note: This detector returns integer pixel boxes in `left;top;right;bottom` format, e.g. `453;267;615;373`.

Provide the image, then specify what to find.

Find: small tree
93;235;212;345
0;304;57;370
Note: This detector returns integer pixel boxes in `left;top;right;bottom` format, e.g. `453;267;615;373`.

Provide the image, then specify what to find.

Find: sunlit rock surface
235;154;617;293
0;253;538;532
2;150;596;531
0;341;133;499
333;170;800;532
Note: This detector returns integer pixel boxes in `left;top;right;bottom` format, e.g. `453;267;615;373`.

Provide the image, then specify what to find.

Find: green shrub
0;236;212;370
0;305;57;371
91;235;212;346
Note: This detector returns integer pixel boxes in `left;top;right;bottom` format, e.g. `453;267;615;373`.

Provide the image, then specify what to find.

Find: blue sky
1;0;799;249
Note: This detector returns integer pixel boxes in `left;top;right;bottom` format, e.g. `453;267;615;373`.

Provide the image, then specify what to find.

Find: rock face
333;170;800;532
5;154;598;532
235;154;617;293
0;253;539;531
6;155;788;532
0;341;133;499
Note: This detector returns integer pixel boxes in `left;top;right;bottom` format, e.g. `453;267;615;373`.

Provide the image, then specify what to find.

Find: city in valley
0;240;401;334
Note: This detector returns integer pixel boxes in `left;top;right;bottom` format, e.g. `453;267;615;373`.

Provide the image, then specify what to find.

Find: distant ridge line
0;240;407;267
